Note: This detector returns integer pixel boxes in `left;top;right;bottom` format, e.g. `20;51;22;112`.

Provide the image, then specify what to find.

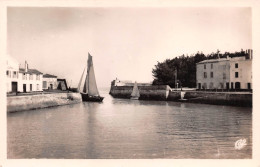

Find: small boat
78;53;104;102
131;81;140;100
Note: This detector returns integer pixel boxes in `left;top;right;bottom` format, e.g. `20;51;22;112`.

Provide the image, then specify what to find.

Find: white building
6;56;43;93
229;56;252;89
196;50;252;90
42;74;58;90
112;78;152;86
113;78;133;86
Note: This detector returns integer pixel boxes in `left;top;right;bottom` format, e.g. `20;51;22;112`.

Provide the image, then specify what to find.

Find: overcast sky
7;7;251;88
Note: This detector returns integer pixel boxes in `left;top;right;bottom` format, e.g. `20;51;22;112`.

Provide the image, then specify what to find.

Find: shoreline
7;92;82;113
6;87;252;113
110;86;252;107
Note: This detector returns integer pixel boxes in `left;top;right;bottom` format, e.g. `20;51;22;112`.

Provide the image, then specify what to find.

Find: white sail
131;81;140;97
87;56;100;96
80;53;100;96
78;67;86;91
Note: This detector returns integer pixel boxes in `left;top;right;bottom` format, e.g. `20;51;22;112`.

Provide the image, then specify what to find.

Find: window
29;74;33;80
211;64;213;69
36;74;40;80
235;72;239;78
23;73;27;80
13;71;17;78
6;70;10;77
223;73;226;79
220;83;224;89
43;81;47;89
37;84;39;90
203;83;207;89
204;64;206;69
209;82;214;89
235;63;238;68
204;72;207;78
210;72;213;78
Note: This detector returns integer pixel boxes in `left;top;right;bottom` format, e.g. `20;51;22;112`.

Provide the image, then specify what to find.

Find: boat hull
81;93;104;102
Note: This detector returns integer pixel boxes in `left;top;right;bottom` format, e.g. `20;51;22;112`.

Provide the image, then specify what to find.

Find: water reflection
7;91;252;159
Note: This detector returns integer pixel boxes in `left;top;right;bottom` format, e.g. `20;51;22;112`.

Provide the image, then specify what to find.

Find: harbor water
7;89;252;159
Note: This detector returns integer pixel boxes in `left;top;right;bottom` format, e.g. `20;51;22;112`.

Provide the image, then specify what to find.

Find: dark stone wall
109;86;252;107
109;85;170;100
184;91;252;107
167;91;181;101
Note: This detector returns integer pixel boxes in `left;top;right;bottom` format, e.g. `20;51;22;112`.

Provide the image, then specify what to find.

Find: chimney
25;61;28;72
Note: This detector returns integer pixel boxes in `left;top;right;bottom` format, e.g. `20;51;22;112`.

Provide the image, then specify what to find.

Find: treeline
152;49;250;88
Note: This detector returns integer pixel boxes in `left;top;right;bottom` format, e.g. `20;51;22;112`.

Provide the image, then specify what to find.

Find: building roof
196;58;229;64
19;68;43;74
57;78;66;81
43;74;57;78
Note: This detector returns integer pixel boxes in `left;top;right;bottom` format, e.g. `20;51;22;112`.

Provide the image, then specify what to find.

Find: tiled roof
19;68;43;74
43;74;57;78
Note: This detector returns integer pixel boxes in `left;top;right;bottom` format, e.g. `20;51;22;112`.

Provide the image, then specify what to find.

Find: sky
7;7;252;88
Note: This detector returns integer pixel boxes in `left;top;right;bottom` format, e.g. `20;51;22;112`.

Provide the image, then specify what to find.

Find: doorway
11;82;17;93
247;83;251;89
226;83;229;89
198;83;201;90
23;84;26;92
235;82;241;89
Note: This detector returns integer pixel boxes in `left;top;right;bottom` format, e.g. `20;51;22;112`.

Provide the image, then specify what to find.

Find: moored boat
130;81;140;100
78;53;104;102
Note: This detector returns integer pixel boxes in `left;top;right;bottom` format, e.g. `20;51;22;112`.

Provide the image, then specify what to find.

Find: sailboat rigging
78;53;104;102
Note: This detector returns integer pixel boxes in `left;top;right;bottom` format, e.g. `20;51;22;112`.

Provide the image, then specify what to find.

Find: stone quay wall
183;91;252;107
7;92;82;112
110;85;252;107
109;85;171;100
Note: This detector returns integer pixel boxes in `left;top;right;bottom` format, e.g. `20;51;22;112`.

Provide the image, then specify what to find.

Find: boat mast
87;53;91;94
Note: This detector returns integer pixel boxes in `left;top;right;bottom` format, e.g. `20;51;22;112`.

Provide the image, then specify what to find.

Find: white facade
6;56;43;93
42;74;58;90
196;58;230;89
6;56;20;92
196;50;252;90
229;56;252;89
113;78;152;86
114;78;132;86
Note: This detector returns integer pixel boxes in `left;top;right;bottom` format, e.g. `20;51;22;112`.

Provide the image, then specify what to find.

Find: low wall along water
110;85;171;100
184;91;252;107
110;86;252;107
7;93;82;112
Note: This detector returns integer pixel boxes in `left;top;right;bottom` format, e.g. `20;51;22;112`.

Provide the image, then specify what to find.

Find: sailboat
131;81;140;100
78;53;104;102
